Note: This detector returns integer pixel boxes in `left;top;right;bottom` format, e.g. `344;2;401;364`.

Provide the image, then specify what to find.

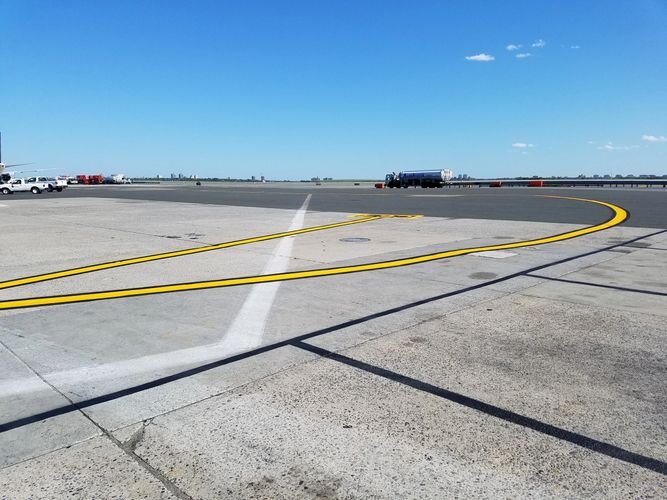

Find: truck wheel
1;187;10;195
47;186;54;192
31;187;42;194
56;187;63;192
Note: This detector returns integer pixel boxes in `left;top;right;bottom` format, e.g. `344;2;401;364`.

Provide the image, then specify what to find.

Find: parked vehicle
26;176;67;192
0;178;51;194
75;174;105;184
104;173;132;184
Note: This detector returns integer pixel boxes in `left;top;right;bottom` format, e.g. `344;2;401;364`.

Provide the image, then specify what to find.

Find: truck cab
385;172;401;188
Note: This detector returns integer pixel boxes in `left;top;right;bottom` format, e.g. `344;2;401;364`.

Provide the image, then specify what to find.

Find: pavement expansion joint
289;340;667;476
103;424;193;500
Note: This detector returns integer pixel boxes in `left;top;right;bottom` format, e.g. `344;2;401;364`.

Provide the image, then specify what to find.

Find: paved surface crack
0;338;192;498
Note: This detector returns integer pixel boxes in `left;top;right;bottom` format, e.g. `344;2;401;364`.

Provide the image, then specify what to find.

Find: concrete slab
0;436;178;499
130;351;665;498
332;294;667;462
537;246;667;294
520;281;667;317
0;337;101;467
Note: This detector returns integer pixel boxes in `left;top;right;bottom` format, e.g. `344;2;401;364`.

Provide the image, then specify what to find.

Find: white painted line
220;194;312;353
409;194;463;198
0;198;314;399
473;250;518;259
0;341;233;398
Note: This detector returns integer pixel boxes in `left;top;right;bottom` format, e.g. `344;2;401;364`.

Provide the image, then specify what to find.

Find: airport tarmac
0;186;665;498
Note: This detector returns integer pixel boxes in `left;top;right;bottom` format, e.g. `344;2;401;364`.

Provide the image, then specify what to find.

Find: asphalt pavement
53;182;667;228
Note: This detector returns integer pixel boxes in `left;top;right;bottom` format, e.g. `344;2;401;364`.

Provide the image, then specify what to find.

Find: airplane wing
3;163;32;168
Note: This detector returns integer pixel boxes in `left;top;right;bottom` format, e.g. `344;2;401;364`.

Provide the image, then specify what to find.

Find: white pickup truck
0;178;51;194
26;176;68;192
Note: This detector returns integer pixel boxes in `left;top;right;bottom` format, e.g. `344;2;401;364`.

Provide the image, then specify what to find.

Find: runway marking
409;194;463;198
0;196;627;311
473;250;518;259
221;194;311;352
0;213;385;291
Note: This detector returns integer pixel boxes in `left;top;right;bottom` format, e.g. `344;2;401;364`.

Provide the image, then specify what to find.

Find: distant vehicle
385;169;454;188
0;178;51;194
104;173;132;184
76;174;105;184
26;176;67;192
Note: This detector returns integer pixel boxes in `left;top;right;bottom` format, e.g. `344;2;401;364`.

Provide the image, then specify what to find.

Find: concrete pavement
0;193;665;498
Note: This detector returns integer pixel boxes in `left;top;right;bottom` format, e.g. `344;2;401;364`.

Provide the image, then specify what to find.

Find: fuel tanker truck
385;169;454;188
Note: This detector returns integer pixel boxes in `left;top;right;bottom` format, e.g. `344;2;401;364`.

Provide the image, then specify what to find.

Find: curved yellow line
0;215;383;290
0;196;627;311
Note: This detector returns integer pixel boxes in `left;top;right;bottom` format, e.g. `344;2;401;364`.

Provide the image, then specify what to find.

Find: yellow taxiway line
0;214;391;290
0;196;627;311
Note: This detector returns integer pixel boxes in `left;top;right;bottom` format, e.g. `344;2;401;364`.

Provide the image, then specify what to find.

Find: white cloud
465;53;495;62
506;44;521;51
597;142;639;151
515;52;532;59
532;39;546;48
642;134;666;143
570;45;580;49
512;142;534;148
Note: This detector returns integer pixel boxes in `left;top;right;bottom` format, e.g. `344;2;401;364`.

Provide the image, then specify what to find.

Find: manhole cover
340;237;371;243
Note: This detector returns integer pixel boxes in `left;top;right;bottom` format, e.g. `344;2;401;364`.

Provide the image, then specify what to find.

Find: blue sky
1;0;666;179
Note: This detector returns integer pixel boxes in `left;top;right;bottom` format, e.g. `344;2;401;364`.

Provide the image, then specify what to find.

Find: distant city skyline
1;1;665;180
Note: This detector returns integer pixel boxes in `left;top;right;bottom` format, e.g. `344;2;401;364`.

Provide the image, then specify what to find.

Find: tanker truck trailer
385;169;453;188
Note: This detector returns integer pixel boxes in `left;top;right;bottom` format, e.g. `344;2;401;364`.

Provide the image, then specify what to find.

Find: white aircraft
0;163;32;183
0;132;48;182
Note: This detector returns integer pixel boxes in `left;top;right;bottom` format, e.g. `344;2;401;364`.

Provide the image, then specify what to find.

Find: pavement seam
302;292;510;356
0;338;194;497
50;220;218;248
525;274;667;297
101;422;194;500
0;338;102;466
515;289;667;316
103;350;325;435
290;340;667;476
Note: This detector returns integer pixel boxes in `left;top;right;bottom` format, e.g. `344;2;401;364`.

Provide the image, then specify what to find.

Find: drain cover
340;237;371;243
